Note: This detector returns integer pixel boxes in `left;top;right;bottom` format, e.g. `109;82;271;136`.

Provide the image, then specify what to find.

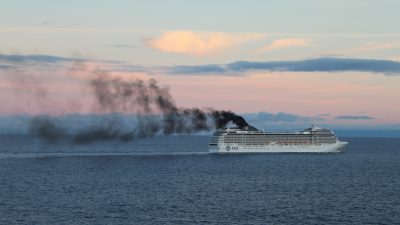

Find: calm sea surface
0;135;399;224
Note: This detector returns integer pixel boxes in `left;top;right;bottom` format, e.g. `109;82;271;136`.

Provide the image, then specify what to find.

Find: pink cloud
347;42;398;54
255;38;309;52
323;42;399;57
144;31;265;55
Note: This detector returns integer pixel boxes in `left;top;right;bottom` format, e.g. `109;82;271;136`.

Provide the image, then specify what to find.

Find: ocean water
0;135;399;225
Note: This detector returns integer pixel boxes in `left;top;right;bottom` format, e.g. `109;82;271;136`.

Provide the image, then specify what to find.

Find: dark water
0;135;399;225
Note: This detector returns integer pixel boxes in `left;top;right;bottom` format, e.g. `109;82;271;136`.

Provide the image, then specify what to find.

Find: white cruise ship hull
209;141;348;153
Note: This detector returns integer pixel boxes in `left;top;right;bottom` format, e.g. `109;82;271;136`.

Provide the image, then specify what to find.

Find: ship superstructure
209;125;347;153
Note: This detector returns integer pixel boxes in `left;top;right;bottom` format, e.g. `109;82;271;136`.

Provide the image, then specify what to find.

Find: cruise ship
209;125;347;153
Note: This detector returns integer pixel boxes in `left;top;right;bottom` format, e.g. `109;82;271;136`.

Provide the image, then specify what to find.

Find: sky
1;0;400;131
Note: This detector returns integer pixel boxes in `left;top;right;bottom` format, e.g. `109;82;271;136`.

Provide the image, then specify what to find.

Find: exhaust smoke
29;69;251;143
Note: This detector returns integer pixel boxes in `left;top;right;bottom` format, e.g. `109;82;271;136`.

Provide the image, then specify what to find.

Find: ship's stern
208;130;225;153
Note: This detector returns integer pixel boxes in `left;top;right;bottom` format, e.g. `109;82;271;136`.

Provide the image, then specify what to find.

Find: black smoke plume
29;68;252;143
29;116;66;142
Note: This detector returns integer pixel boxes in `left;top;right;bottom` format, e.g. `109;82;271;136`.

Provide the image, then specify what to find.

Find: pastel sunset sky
1;0;400;129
